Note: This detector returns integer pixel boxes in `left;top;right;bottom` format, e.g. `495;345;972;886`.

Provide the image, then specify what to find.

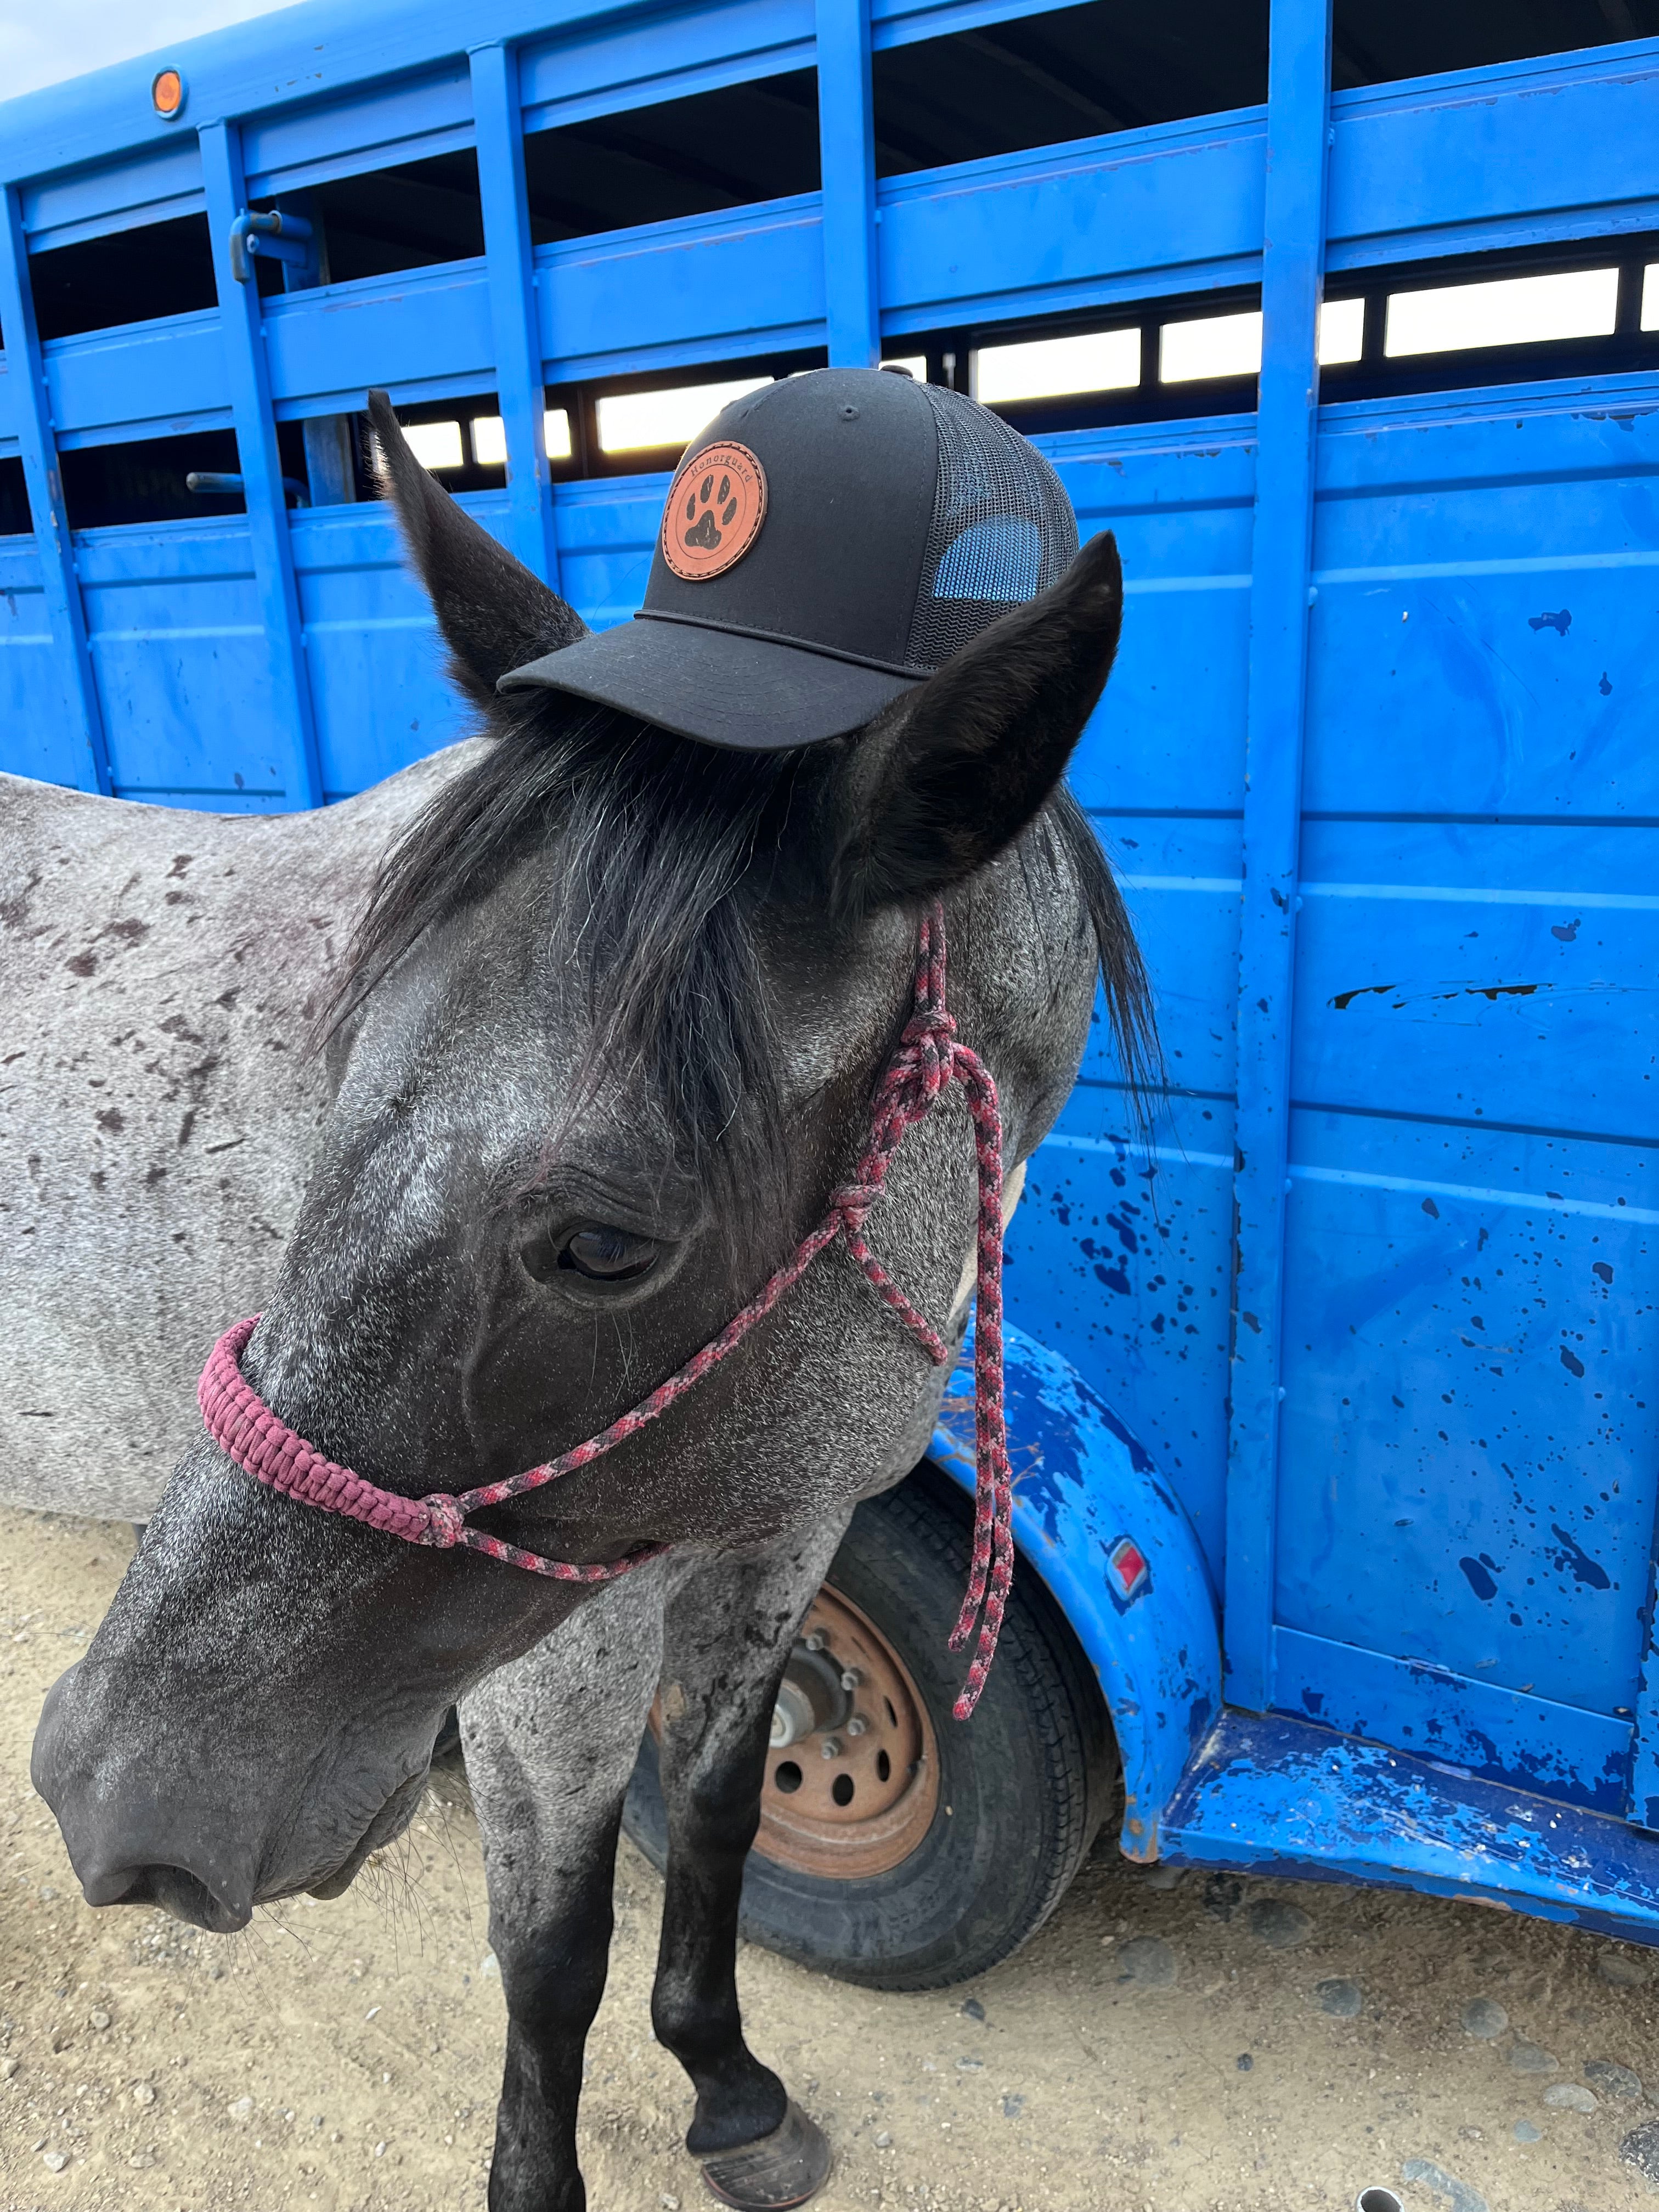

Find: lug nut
804;1631;828;1653
820;1736;843;1760
839;1667;862;1690
847;1715;869;1737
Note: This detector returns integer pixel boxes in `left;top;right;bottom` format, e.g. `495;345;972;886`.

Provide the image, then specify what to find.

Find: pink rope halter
199;902;1015;1719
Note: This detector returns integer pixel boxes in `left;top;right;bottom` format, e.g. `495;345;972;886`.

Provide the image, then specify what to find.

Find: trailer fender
930;1322;1220;1860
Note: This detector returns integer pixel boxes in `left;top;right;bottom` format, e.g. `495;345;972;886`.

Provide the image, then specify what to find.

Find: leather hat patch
662;442;767;581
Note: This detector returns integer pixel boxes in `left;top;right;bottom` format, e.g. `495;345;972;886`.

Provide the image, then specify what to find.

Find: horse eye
545;1224;659;1285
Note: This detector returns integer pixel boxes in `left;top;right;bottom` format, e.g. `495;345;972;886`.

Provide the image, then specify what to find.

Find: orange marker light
151;69;185;119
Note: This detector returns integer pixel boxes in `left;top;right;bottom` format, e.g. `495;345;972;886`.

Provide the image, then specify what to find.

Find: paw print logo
662;441;767;582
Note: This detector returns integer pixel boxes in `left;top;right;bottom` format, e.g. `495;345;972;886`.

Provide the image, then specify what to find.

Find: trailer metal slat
1222;0;1331;1720
199;121;324;812
0;187;110;795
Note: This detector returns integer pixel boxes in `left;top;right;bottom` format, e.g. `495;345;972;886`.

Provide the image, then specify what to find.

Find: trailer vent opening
27;213;216;342
401;421;464;473
871;0;1269;178
1331;0;1659;89
60;431;244;531
522;72;819;243
295;151;484;284
470;411;574;466
1159;298;1363;383
1384;267;1620;358
0;459;29;538
972;329;1140;405
596;377;772;455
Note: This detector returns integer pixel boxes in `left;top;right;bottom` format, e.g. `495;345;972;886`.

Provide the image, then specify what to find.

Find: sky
0;0;281;103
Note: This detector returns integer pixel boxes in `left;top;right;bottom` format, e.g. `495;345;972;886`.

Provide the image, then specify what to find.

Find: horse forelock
323;696;826;1255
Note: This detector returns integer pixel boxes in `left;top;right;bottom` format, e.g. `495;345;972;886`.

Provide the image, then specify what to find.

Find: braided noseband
199;902;1014;1719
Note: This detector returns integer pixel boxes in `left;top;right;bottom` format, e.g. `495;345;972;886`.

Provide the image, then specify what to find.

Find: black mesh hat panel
498;366;1084;750
905;383;1080;671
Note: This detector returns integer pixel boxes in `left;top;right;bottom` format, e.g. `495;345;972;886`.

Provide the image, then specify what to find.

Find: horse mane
324;692;1155;1242
1044;780;1160;1118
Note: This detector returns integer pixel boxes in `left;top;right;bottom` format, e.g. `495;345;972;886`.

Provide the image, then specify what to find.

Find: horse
25;383;1151;2211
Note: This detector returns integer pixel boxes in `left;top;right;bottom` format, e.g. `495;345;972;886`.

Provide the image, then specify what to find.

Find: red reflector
1110;1538;1148;1595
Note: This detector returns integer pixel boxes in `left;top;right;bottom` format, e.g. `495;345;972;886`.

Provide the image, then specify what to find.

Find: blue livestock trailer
4;0;1659;1969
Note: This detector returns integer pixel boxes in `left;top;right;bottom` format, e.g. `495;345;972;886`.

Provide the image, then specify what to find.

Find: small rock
1584;2059;1643;2100
1315;1978;1362;2019
1235;2053;1253;2072
42;2149;68;2172
1116;1935;1178;1987
1248;1899;1312;1950
1598;1950;1651;1989
1203;1872;1243;1922
961;1998;985;2022
1513;2121;1542;2144
874;2131;893;2148
1544;2084;1596;2113
1;2056;18;2079
88;2010;110;2032
1621;2119;1659;2186
38;1886;56;1902
1460;1999;1508;2040
956;2056;983;2072
1142;1864;1184;1891
227;2095;254;2121
1509;2040;1558;2074
131;2083;156;2107
127;2153;155;2169
661;2196;680;2209
1399;2156;1488;2212
1001;2094;1025;2120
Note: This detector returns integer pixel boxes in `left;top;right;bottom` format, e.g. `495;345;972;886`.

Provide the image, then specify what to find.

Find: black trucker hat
496;366;1080;751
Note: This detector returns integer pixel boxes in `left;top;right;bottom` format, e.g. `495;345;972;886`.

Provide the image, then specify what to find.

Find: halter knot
829;1181;885;1234
420;1493;467;1549
899;1003;957;1080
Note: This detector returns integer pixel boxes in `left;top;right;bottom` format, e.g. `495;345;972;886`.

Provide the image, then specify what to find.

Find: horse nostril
100;1863;251;1934
80;1864;142;1908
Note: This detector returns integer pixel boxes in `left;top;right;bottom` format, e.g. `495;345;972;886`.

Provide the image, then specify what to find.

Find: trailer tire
623;1460;1116;1990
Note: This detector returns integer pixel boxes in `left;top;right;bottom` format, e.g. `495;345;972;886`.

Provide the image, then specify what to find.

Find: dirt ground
2;1505;1657;2212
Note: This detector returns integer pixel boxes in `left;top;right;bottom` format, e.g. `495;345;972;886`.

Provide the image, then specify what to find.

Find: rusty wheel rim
755;1584;939;1880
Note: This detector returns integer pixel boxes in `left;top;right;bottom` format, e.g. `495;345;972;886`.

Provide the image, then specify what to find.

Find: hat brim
495;617;921;752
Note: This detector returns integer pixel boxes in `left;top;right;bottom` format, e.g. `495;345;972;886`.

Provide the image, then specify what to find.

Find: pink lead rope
199;902;1014;1719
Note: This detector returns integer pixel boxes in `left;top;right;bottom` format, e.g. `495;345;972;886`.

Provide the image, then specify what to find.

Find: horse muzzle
33;1661;257;1934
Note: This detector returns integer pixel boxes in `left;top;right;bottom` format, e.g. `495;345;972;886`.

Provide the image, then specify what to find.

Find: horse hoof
697;2101;832;2210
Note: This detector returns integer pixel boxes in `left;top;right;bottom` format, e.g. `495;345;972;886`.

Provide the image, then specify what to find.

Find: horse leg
460;1568;666;2212
650;1520;849;2210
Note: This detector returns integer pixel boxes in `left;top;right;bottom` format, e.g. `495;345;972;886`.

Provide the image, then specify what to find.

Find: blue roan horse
14;385;1149;2211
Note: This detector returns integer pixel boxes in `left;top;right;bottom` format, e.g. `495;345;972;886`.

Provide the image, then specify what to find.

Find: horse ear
830;531;1124;915
366;390;588;709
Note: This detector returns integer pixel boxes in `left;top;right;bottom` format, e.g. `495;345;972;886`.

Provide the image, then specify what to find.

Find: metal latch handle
229;208;313;285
